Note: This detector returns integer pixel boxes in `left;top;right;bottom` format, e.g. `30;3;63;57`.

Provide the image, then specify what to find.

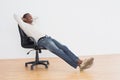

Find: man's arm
32;16;39;24
13;14;26;29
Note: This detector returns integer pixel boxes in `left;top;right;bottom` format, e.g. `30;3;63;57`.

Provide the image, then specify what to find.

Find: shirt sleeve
32;16;39;25
13;14;26;29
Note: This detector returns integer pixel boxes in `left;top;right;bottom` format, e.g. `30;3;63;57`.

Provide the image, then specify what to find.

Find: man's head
22;13;33;24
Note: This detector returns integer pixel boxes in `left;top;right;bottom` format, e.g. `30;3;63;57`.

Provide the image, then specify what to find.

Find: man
14;13;94;71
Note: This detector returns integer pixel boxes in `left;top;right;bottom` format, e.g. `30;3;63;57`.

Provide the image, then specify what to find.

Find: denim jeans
38;36;79;68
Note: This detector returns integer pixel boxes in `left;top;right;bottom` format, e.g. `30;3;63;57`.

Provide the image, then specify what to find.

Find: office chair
18;25;49;70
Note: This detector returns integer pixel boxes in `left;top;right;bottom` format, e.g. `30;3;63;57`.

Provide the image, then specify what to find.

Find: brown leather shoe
79;57;94;71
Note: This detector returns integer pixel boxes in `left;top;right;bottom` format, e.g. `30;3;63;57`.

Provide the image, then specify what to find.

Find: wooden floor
0;54;120;80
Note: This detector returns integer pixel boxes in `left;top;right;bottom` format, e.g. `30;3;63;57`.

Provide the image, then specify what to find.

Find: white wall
0;0;120;59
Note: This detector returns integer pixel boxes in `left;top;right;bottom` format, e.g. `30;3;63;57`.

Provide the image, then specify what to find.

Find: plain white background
0;0;120;59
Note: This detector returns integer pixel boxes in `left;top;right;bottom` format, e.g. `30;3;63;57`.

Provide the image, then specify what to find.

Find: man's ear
22;18;27;22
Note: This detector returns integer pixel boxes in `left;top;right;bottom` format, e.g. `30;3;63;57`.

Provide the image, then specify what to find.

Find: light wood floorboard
0;54;120;80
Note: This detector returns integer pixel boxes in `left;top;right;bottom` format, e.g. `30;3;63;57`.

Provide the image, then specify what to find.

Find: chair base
25;50;49;70
25;60;49;70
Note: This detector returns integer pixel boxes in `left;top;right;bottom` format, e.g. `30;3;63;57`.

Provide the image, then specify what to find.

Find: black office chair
18;25;49;70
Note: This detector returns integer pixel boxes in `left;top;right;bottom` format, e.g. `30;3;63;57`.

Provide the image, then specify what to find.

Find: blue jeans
38;36;79;68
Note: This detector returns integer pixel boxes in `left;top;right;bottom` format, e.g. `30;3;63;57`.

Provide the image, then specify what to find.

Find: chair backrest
18;25;34;48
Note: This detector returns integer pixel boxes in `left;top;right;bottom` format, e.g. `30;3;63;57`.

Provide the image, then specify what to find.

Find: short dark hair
23;13;30;18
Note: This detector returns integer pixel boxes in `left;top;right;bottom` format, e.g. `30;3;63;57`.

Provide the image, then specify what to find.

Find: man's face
23;14;33;24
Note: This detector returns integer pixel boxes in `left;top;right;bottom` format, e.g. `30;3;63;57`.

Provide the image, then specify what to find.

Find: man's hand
22;18;27;22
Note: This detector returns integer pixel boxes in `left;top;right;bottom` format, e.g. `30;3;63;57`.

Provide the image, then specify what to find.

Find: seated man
14;13;94;71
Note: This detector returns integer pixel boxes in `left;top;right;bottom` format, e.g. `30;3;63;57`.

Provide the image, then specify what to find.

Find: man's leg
50;37;94;71
51;37;81;64
38;37;78;68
